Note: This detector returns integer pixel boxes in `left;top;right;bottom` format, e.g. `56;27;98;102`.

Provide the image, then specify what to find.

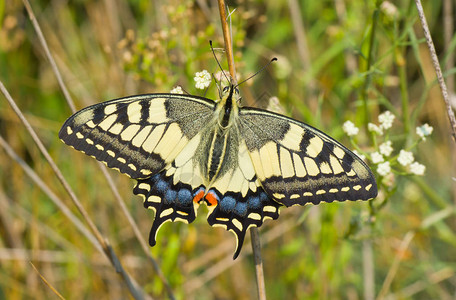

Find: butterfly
59;84;377;259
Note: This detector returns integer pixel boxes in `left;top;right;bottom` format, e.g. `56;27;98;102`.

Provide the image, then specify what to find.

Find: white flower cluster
343;121;359;137
410;162;426;176
170;86;184;94
368;123;383;135
342;112;431;178
398;150;414;166
395;150;426;175
214;70;231;85
378;111;395;130
371;152;384;164
379;141;393;156
416;123;433;140
267;96;285;114
377;162;391;176
351;110;396;138
373;146;427;177
380;1;399;19
194;70;211;89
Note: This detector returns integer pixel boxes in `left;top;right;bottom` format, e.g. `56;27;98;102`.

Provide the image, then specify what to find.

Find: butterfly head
216;84;241;128
221;84;241;104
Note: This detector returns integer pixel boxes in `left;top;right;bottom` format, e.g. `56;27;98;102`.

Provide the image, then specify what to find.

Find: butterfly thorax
204;85;241;184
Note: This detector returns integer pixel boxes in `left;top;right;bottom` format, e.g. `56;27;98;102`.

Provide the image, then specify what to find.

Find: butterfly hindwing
133;130;208;245
59;94;215;179
134;170;199;246
239;108;377;207
204;140;281;258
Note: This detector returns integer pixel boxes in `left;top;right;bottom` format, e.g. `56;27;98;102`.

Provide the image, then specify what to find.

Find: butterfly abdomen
207;129;228;181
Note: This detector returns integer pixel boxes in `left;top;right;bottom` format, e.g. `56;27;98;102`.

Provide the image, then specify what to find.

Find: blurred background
0;0;455;299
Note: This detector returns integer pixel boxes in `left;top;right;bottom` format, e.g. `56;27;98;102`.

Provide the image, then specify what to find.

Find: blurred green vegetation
1;0;455;299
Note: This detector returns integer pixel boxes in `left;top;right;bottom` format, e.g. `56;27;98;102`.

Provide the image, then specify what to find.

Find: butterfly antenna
209;40;232;84
235;57;277;88
181;87;190;95
212;72;224;96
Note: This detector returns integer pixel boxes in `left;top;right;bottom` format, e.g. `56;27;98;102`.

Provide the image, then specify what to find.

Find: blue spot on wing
133;170;199;248
207;187;282;259
234;202;247;216
259;192;269;203
248;196;261;209
164;189;177;204
177;189;192;206
156;179;169;193
220;196;236;212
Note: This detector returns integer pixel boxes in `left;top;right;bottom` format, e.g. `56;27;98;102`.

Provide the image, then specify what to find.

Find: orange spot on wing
193;190;205;203
205;191;218;206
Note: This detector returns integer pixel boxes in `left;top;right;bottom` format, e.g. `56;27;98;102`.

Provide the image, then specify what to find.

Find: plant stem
414;0;456;142
250;228;267;300
217;0;236;83
361;2;380;134
363;239;375;300
361;6;380;297
398;53;410;136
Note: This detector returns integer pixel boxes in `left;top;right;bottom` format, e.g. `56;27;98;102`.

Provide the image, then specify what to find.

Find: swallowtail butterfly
59;84;377;258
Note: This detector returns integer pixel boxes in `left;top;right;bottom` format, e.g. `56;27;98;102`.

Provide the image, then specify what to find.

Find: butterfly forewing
59;94;215;179
238;107;377;207
60;93;221;248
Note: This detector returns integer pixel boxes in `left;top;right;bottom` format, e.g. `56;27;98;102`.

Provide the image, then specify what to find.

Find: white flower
416;123;433;140
170;86;184;94
194;70;211;89
368;123;383;135
377;161;391;176
343;121;359;137
379;141;393;157
266;96;285;114
352;150;366;161
381;2;399;19
379;111;395;130
410;162;426;175
371;151;384;164
398;150;414;166
214;70;231;85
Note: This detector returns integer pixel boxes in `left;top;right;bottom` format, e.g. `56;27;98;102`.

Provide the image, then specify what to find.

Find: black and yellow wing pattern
59;86;377;259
